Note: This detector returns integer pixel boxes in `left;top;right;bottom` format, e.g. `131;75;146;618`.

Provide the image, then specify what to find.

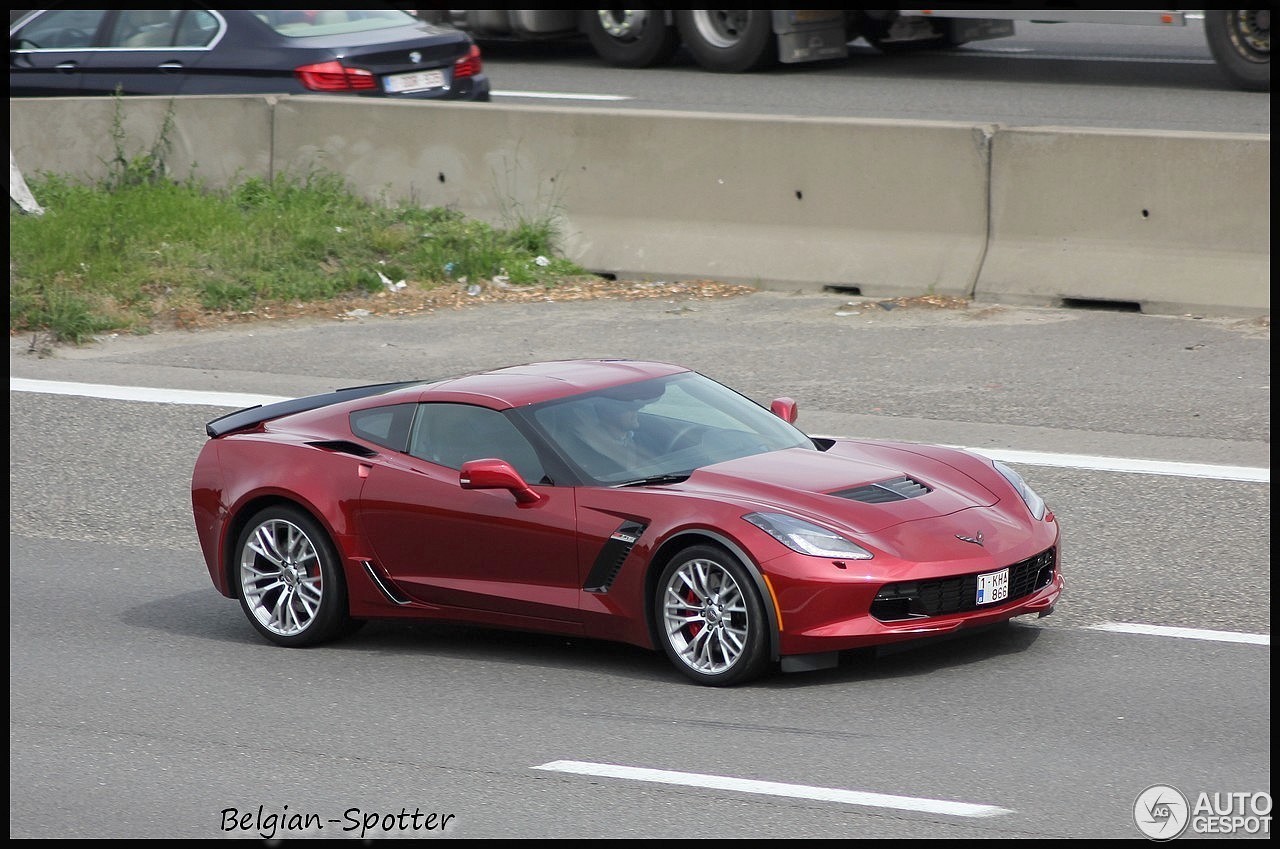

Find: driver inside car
561;394;675;472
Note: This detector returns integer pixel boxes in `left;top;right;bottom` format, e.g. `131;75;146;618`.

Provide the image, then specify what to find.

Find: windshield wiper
614;472;691;488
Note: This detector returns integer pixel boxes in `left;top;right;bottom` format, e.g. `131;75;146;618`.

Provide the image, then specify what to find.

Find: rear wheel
1204;9;1270;92
234;504;351;647
655;545;770;686
676;9;776;73
580;10;680;68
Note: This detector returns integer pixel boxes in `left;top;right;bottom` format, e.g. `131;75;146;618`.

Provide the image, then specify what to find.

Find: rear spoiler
205;380;425;438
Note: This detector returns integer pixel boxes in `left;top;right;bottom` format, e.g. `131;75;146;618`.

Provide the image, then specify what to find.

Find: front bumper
765;539;1064;657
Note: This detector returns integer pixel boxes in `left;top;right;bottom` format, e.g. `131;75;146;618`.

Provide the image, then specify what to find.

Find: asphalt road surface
9;290;1270;838
476;17;1270;134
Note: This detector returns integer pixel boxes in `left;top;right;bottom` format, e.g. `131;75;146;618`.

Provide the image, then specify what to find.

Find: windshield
528;372;814;485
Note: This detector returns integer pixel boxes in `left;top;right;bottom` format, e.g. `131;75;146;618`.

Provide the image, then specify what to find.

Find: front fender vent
831;475;931;503
584;520;647;593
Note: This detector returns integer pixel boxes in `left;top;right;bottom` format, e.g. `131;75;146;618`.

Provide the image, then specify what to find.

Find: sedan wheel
656;545;769;685
235;505;350;647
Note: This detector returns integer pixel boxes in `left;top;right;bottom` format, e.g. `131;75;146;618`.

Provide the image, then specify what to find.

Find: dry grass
156;276;760;331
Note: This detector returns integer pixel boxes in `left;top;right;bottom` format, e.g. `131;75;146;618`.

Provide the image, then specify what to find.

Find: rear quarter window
350;403;415;452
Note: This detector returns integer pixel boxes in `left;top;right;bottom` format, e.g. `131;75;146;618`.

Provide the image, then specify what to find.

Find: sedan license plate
976;567;1009;605
383;69;446;94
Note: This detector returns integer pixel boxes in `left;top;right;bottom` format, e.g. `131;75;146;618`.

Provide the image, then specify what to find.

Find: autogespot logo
1134;784;1190;841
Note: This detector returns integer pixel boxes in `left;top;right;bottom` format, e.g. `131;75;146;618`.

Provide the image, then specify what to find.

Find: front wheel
234;504;351;647
580;10;680;68
675;9;775;73
1204;9;1271;92
655;545;770;685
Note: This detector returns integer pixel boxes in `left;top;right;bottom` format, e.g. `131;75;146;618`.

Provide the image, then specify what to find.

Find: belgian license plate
383;69;446;94
976;568;1009;605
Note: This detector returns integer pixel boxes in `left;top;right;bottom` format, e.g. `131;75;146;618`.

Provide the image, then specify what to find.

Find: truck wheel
580;10;679;68
676;9;775;73
1204;10;1270;92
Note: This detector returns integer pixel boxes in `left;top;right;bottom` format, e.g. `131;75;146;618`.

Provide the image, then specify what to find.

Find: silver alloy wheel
687;10;752;49
239;517;324;637
661;556;751;675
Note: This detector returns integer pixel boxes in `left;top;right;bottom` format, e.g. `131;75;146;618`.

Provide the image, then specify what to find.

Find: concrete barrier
271;98;993;298
8;95;1270;316
979;127;1270;316
9;95;274;188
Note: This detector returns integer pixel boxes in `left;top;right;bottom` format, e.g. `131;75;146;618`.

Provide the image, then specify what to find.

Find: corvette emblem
409;51;422;64
956;531;985;546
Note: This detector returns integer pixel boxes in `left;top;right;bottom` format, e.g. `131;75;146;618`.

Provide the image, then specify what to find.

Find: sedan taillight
453;44;482;79
294;60;376;91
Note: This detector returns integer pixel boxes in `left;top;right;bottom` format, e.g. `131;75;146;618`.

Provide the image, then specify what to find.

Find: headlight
994;461;1047;521
743;512;874;559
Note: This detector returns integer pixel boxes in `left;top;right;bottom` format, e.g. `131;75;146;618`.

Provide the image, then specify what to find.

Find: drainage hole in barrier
1062;297;1142;313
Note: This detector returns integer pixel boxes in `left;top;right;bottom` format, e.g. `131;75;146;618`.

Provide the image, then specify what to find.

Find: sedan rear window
249;9;419;38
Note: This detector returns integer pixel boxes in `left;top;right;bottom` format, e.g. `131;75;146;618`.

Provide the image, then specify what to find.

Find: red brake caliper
685;588;702;638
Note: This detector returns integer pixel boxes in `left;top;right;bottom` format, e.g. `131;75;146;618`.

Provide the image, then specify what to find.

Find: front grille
831;475;931;503
871;547;1056;621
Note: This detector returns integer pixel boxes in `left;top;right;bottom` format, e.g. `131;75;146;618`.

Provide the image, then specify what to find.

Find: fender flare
659;528;782;661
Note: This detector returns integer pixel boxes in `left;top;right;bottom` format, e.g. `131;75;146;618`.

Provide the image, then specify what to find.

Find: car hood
675;442;1001;534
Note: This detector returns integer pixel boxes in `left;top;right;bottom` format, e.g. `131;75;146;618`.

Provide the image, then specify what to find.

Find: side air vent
306;440;378;458
831;475;931;503
583;520;647;593
362;561;411;605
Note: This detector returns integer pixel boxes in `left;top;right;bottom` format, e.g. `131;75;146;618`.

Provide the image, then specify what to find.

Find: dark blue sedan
10;9;490;100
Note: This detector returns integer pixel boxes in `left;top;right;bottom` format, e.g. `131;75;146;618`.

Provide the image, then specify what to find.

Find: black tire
1204;9;1270;93
675;9;775;73
580;10;680;68
233;504;352;647
654;545;770;686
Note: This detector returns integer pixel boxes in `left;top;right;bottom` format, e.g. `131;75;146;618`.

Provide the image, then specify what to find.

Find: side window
174;11;219;48
108;10;182;49
15;10;109;49
350;403;415;452
409;404;547;484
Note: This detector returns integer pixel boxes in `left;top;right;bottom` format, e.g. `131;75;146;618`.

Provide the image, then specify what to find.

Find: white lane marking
959;446;1268;485
955;50;1215;65
492;90;631;101
12;378;1269;483
1084;622;1270;646
533;760;1012;818
9;377;290;409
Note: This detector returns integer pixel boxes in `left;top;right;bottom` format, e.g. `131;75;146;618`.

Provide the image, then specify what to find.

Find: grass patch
10;163;584;344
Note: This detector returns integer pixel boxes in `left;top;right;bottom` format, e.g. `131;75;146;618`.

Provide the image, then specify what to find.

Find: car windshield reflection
528;372;814;485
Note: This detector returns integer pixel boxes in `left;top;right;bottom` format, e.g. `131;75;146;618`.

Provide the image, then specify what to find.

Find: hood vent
830;475;931;503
